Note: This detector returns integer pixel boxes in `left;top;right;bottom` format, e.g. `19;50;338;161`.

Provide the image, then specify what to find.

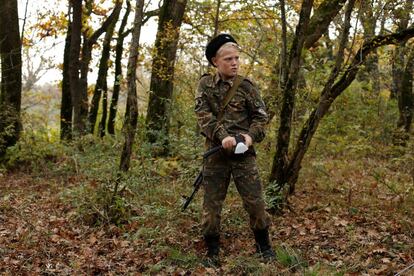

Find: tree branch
331;25;414;100
304;0;347;49
89;1;123;44
143;9;160;25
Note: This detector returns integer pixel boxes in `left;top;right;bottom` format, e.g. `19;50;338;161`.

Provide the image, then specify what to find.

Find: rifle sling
217;75;244;121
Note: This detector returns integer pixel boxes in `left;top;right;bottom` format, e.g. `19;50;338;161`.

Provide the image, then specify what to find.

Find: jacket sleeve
195;78;229;142
245;81;269;143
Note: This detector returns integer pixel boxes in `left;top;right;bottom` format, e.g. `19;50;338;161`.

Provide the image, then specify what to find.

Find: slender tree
120;0;144;172
75;0;122;134
88;2;122;135
213;0;221;37
391;0;414;135
68;0;83;136
108;0;132;135
145;0;187;156
0;0;22;157
269;0;356;199
397;47;414;133
60;3;73;140
266;0;348;122
268;0;314;201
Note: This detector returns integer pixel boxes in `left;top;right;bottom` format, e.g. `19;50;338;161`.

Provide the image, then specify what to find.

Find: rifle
181;134;248;211
181;145;222;211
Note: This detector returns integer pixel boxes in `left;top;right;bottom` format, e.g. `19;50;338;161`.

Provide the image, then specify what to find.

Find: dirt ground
1;166;413;275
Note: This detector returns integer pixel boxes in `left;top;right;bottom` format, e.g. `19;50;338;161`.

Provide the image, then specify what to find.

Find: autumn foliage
1;0;413;274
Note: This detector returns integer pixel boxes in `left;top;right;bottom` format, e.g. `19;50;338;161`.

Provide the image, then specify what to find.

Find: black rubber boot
253;228;276;262
203;235;220;267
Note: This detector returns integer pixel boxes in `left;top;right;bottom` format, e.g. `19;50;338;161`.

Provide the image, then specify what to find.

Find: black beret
205;34;238;66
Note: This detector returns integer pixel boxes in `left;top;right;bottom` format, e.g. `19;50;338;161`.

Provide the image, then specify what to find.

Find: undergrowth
1;83;413;274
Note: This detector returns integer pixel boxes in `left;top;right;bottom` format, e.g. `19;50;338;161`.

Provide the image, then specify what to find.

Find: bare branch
20;0;30;41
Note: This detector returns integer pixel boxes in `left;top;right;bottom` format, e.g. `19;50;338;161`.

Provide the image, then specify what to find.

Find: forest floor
0;146;413;275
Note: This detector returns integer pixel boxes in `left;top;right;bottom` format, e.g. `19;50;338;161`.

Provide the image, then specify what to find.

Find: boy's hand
241;134;253;147
222;136;236;150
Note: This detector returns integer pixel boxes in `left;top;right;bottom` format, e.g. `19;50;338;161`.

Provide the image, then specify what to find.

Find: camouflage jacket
195;73;268;146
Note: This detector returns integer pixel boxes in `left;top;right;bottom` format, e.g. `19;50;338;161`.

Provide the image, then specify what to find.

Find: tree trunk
98;86;108;137
68;0;83;136
397;48;414;133
88;5;122;135
392;46;405;100
280;0;287;82
392;0;414;134
284;0;355;192
268;0;314;191
60;4;72;141
77;1;122;135
213;0;221;37
0;0;22;157
119;0;144;172
108;0;131;135
145;0;187;156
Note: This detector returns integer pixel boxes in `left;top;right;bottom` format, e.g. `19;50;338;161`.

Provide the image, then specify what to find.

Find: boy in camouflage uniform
195;34;275;265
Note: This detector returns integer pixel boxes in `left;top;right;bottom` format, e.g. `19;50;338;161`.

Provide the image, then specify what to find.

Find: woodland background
0;0;413;274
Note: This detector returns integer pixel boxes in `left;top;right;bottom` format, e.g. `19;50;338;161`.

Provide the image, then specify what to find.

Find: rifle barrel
181;146;222;211
203;145;222;159
182;172;203;211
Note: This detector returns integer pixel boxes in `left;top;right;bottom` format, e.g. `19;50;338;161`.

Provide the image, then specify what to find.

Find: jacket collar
213;72;235;87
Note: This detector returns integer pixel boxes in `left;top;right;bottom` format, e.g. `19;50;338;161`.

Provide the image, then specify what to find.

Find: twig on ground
394;262;414;276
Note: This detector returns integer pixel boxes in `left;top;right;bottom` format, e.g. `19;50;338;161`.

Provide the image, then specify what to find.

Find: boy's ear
212;56;218;67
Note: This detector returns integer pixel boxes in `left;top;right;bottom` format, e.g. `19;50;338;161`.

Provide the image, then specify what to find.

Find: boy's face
212;46;239;80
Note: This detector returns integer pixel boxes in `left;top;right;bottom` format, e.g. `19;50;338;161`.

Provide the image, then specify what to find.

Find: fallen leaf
381;258;391;264
368;265;389;275
51;234;60;242
372;248;387;255
89;235;97;244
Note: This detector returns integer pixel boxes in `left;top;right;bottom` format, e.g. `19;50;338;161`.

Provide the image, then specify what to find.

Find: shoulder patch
199;73;215;88
197;74;213;98
240;77;257;93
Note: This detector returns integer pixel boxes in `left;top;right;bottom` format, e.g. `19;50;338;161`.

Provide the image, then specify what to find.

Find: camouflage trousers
201;151;271;237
